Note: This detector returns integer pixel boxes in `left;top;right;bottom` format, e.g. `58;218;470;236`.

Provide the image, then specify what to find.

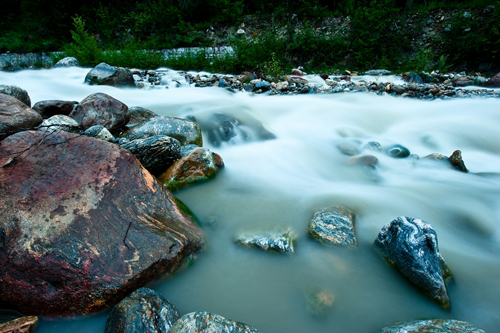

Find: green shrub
63;15;103;66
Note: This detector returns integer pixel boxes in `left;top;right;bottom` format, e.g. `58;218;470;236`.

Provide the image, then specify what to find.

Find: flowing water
1;68;500;332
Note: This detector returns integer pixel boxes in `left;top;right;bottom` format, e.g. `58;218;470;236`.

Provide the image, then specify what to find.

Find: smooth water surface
1;68;500;332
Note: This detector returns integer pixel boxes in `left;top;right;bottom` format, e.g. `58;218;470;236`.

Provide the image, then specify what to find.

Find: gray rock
127;106;158;126
378;319;485;333
391;85;406;94
255;81;271;91
84;125;115;142
169;312;261;333
365;69;391;76
70;93;129;132
0;85;31;107
53;57;80;68
407;73;423;84
309;206;356;246
374;217;452;308
32;100;75;119
347;155;378;168
363;141;382;152
105;288;179;333
121;135;181;176
123;116;202;146
449;150;468;173
423;153;448;161
303;286;335;317
336;140;360;156
387;144;410;158
40;115;80;133
84;62;135;87
235;229;296;254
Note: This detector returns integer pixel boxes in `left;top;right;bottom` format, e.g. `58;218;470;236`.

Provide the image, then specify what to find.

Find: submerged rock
235;229;296;254
303;286;335;317
387;144;410;158
158;146;223;191
336;140;360;156
0;85;31;107
84;62;135;87
121;135;181;176
374;217;452;308
32;100;75;119
0;130;204;315
347;155;378;168
363;141;382;152
70;93;129;132
0;316;39;333
123;116;202;146
0;94;42;140
168;312;261;333
309;206;356;246
105;288;179;333
39;115;79;133
378;319;485;333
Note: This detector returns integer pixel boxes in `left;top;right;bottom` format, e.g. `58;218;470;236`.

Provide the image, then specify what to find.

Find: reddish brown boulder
158;146;224;191
0;316;38;333
32;100;75;119
0;130;204;316
485;72;500;87
69;93;129;131
0;94;42;140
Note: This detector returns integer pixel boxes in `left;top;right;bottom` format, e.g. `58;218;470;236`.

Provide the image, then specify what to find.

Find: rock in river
0;130;204;315
378;319;485;333
0;94;42;140
105;288;179;333
84;62;135;87
69;93;129;132
374;217;452;308
169;312;261;333
0;316;39;333
386;144;410;158
235;228;296;254
123;116;202;146
309;206;357;246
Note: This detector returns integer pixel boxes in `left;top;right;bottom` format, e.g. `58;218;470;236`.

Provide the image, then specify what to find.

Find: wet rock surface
84;62;135;87
378;319;485;333
39;115;79;133
105;288;179;333
123;116;202;146
168;312;261;333
309;206;356;246
0;85;31;107
158;146;223;191
83;125;115;142
0;316;39;333
374;217;452;308
235;228;296;254
69;92;129;132
32;100;75;119
127;106;158;125
387;144;410;158
0;130;204;315
0;93;42;139
121;135;181;176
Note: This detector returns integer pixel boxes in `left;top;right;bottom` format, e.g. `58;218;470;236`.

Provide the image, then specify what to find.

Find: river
1;67;500;332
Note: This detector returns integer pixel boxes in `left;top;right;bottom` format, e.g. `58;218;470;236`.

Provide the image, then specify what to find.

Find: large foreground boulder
69;93;129;132
378;319;485;333
105;288;179;333
0;94;42;140
374;217;452;308
0;130;204;316
84;62;135;87
0;85;31;107
169;312;261;333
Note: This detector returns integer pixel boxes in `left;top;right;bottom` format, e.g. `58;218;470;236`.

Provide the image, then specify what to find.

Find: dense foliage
1;0;499;72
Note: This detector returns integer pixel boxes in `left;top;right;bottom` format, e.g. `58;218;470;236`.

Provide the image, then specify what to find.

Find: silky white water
1;68;500;332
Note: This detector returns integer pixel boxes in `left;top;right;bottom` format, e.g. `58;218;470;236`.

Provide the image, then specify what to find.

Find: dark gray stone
121;135;181;176
309;206;356;246
365;69;391;76
235;229;296;254
127;107;158;126
378;319;485;333
255;81;271;91
83;125;115;142
84;62;135;87
449;150;468;173
407;73;423;84
168;312;261;333
123;116;202;146
53;57;79;68
387;144;410;158
40;115;80;133
374;216;452;308
105;288;179;333
32;100;75;119
0;85;31;107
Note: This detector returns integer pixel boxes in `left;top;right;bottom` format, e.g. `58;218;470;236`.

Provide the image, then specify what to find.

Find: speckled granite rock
377;319;485;333
309;206;356;246
0;85;31;107
168;312;261;333
123;116;202;146
235;229;296;254
121;135;181;176
374;216;452;308
105;288;179;333
39;115;79;133
0;316;38;333
84;125;115;142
